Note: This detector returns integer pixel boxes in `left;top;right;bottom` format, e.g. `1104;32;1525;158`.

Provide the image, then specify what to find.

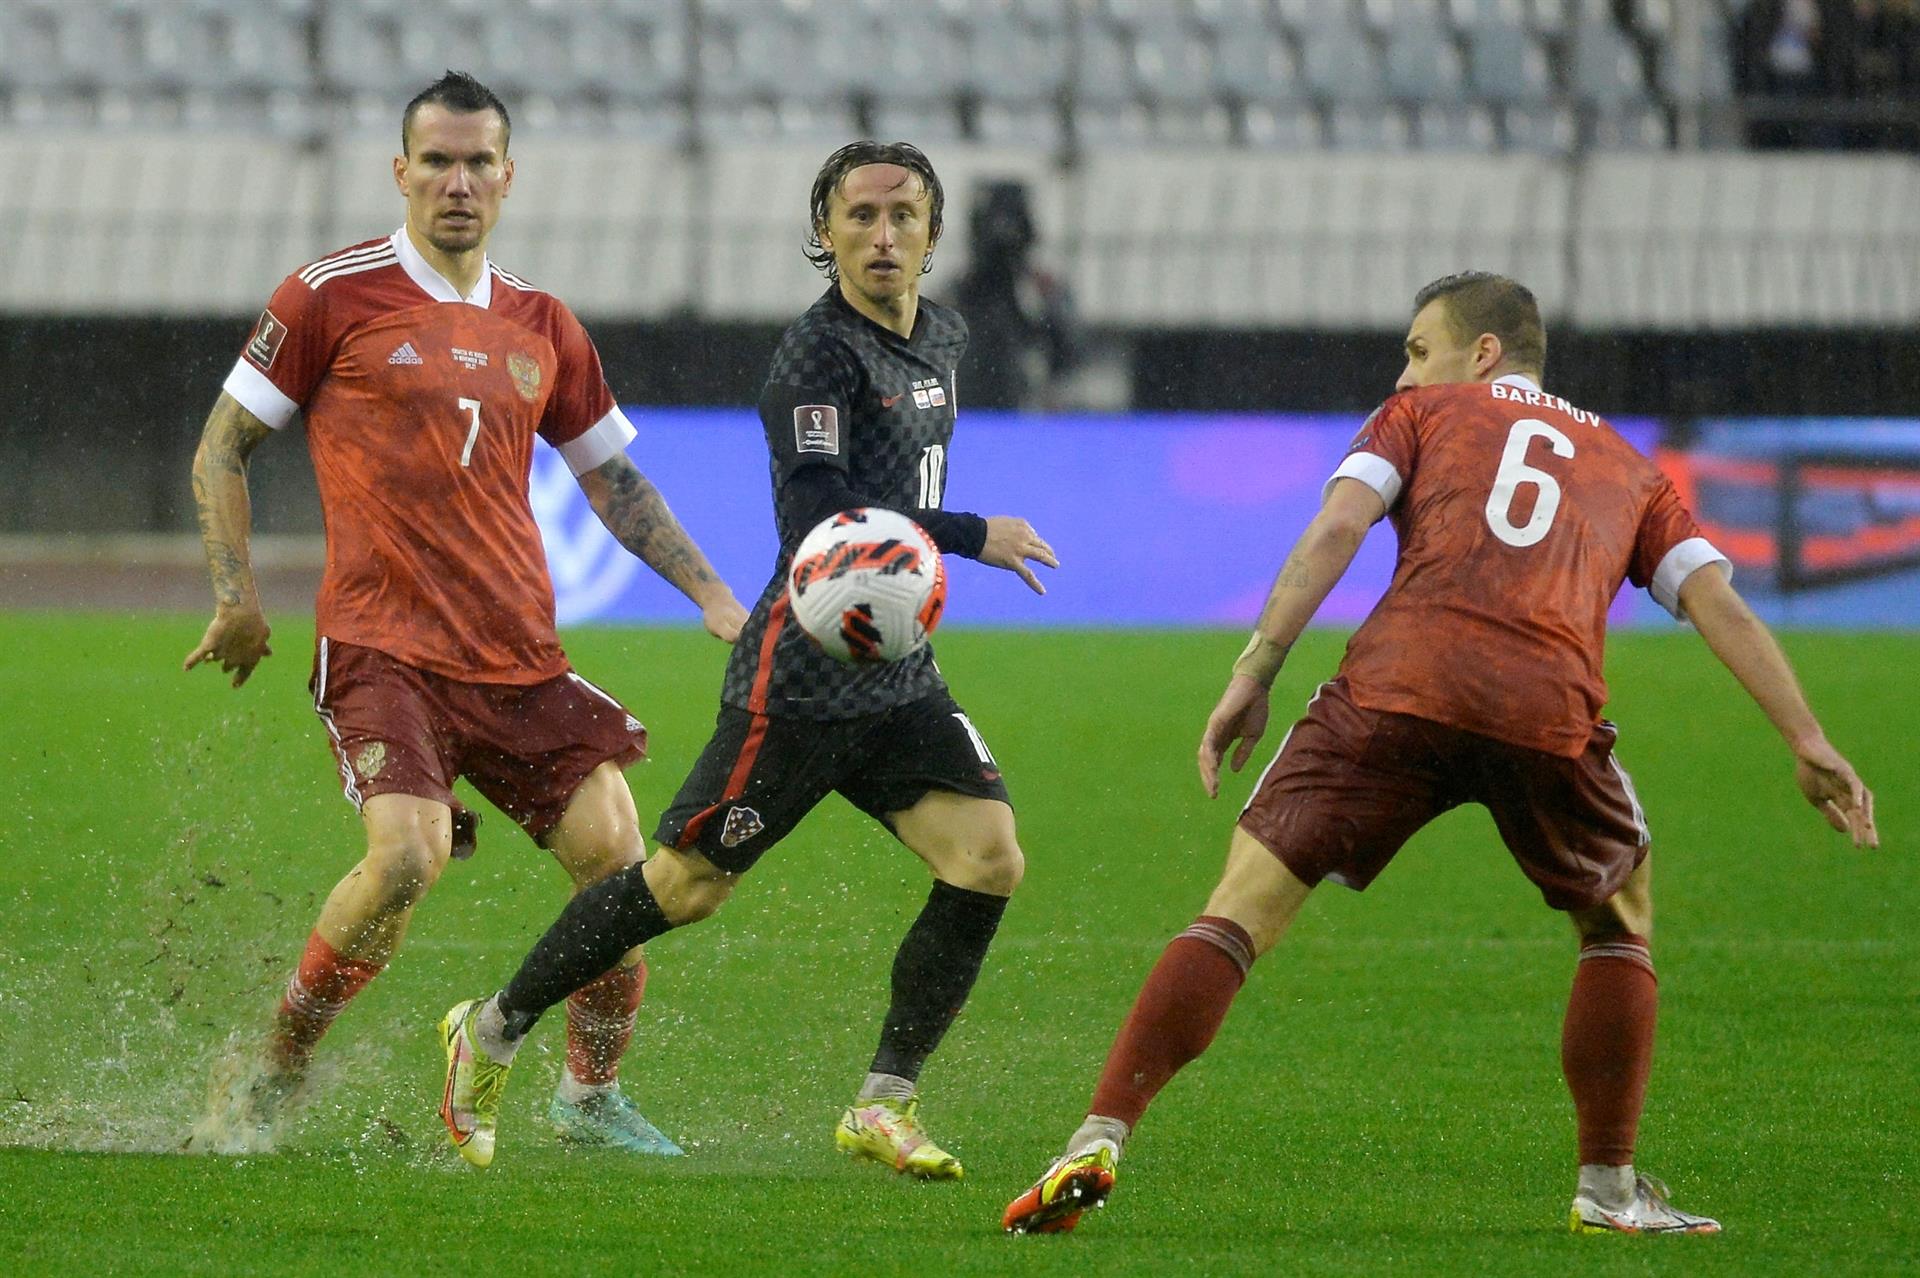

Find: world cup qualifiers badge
508;351;542;403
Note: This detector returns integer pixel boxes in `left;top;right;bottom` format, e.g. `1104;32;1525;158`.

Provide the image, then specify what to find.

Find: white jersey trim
1649;536;1731;620
222;357;301;430
556;406;637;477
393;227;493;307
300;242;398;291
1323;451;1403;511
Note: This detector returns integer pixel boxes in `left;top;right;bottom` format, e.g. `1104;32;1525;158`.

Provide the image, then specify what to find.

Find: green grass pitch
0;613;1912;1276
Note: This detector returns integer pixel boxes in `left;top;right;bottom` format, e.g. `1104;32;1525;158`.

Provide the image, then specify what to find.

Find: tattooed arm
577;453;748;643
183;392;276;686
1197;476;1385;797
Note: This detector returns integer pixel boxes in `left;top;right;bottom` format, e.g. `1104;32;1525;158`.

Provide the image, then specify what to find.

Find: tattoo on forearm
587;457;720;595
191;402;269;609
1276;554;1309;589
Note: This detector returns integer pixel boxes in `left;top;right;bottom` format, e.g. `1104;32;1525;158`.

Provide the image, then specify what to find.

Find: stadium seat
1527;0;1571;36
1299;25;1385;102
1357;0;1447;33
1569;19;1649;107
1185;0;1276;37
1076;23;1139;111
1417;102;1499;149
1502;101;1576;152
966;21;1069;102
1216;27;1306;104
696;97;858;146
1131;25;1218;109
227;9;316;93
973;99;1067;151
870;99;968;144
1328;104;1414;150
1242;102;1324;148
1149;101;1236;146
1383;21;1468;102
1467;25;1556;103
1589;102;1670;149
1071;100;1157;150
1446;0;1531;34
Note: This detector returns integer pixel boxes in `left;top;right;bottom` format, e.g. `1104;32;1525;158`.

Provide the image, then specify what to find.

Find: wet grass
0;614;1913;1275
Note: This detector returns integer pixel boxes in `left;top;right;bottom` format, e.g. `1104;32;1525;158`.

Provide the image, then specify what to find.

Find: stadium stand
0;0;1912;328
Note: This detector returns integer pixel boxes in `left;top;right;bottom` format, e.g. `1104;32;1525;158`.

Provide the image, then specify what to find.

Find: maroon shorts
1238;678;1649;912
309;638;647;849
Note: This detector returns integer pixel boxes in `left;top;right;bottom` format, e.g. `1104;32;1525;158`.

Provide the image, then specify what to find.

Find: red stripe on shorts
677;594;791;848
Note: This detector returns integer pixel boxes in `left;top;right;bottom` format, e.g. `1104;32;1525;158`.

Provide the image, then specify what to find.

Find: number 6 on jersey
1485;417;1573;547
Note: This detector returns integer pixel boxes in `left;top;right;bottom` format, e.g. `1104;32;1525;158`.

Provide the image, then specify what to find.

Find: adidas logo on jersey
388;342;423;366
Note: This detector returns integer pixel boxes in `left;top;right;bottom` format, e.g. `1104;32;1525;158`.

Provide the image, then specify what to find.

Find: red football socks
269;931;384;1072
1089;916;1257;1128
1561;932;1658;1166
565;960;647;1086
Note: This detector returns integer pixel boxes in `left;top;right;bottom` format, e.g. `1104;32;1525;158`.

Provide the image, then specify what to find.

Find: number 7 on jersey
457;396;482;467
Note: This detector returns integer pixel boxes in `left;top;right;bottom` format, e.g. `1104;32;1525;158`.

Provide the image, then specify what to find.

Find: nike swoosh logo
881;392;906;408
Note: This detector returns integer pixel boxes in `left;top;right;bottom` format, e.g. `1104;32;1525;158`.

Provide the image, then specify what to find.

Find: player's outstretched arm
1198;478;1383;797
183;392;274;687
1677;566;1878;848
577;454;748;642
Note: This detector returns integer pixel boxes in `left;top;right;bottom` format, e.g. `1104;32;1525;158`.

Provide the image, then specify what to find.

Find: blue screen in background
531;409;1916;629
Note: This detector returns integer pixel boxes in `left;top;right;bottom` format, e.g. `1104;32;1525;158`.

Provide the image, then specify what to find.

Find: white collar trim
1493;373;1541;392
392;227;492;307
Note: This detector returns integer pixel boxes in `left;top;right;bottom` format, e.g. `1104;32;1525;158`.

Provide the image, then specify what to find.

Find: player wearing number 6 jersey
1004;271;1878;1237
437;141;1060;1180
182;72;746;1159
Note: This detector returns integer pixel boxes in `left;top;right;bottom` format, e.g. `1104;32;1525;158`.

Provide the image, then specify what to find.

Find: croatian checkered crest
788;508;946;665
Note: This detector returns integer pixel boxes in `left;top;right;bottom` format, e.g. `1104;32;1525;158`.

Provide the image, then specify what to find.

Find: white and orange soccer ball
788;508;947;664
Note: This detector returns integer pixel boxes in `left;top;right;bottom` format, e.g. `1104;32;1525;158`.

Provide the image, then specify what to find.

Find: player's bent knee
973;837;1025;896
358;837;446;909
643;845;737;926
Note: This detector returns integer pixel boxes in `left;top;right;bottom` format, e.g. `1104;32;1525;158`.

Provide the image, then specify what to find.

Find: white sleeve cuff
221;358;300;430
1323;451;1403;512
556;406;638;477
1650;536;1732;619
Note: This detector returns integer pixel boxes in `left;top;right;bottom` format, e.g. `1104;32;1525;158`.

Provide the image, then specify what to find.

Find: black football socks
869;880;1011;1082
495;861;674;1041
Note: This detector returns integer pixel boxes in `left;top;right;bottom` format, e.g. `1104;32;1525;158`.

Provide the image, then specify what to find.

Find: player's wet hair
805;141;945;281
402;70;512;157
1413;271;1547;376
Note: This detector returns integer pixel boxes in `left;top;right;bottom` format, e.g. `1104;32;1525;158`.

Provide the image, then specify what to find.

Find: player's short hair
804;141;945;281
1413;271;1546;375
402;71;512;157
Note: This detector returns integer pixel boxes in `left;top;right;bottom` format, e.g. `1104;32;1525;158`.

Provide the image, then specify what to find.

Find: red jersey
222;230;635;684
1329;375;1727;757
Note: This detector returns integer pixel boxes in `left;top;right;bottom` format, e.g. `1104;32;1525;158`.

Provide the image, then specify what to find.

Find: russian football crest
508;351;542;402
353;741;388;781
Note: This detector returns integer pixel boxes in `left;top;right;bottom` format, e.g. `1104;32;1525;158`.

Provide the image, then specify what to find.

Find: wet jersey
221;229;635;684
722;287;972;720
1329;374;1728;757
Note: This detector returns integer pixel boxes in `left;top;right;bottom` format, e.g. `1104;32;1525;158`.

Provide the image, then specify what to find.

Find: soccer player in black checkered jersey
439;141;1059;1177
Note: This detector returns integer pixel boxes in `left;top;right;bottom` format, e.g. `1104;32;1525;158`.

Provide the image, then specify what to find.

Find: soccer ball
788;508;946;664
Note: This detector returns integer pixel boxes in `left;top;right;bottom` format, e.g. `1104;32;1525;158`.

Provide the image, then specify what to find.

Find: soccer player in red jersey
182;73;746;1161
1004;272;1879;1236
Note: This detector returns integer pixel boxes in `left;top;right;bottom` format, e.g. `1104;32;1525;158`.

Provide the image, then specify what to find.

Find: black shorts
653;691;1012;873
